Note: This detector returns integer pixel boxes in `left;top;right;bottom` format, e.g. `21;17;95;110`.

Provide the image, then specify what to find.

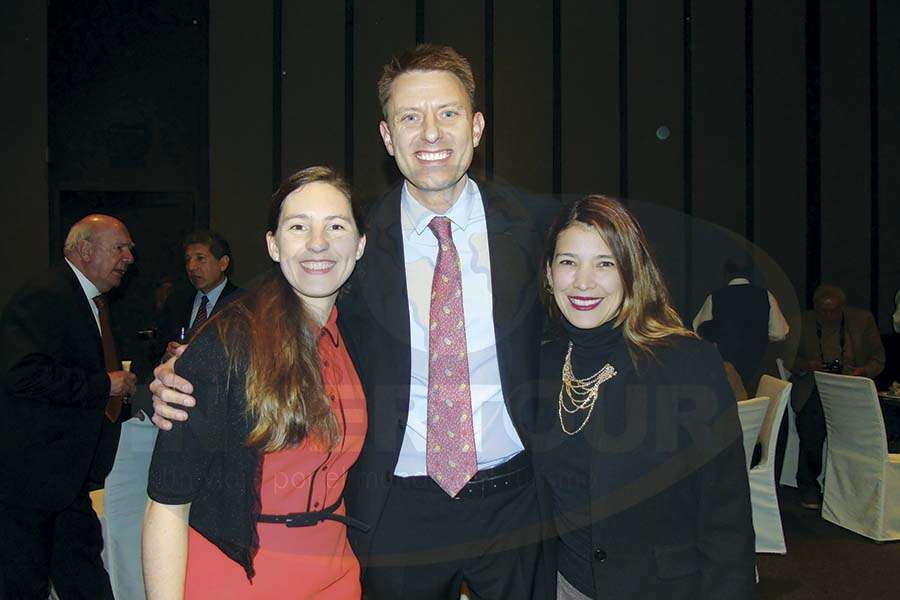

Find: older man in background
790;284;885;509
0;214;136;599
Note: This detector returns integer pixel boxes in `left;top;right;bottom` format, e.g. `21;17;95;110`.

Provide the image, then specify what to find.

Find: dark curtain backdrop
2;0;899;342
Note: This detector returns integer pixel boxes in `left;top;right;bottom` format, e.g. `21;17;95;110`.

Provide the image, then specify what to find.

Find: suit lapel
59;262;105;366
345;185;413;422
481;182;543;401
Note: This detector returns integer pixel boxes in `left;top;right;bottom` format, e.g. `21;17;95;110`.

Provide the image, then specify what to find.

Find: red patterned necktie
191;294;209;333
93;295;123;422
426;216;477;497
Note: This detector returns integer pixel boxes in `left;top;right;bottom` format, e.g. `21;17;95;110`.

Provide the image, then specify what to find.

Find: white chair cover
778;364;825;489
775;358;790;381
815;371;900;541
776;359;800;487
737;396;770;469
749;375;792;553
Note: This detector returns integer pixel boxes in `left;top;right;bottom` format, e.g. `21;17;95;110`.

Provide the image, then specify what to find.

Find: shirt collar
400;176;478;236
319;305;340;348
197;277;228;305
65;258;101;301
728;277;751;286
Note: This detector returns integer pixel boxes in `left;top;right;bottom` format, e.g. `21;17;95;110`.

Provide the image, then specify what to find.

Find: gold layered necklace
558;341;617;435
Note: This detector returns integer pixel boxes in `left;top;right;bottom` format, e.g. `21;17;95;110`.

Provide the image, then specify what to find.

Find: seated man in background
104;228;240;600
693;255;790;394
0;214;136;599
790;284;885;509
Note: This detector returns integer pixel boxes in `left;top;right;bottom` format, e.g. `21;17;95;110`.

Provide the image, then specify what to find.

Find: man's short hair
724;255;754;280
63;220;94;253
813;284;846;307
182;229;231;261
378;44;477;119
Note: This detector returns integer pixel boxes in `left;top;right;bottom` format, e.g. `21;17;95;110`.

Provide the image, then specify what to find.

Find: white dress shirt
394;178;525;477
692;277;790;341
189;277;229;327
65;258;101;335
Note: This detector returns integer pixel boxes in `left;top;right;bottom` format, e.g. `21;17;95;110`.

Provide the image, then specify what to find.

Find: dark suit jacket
0;261;120;511
338;179;557;565
155;279;241;359
533;336;756;600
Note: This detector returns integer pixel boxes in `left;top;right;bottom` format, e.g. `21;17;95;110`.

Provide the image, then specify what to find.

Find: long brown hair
540;194;695;364
213;166;363;453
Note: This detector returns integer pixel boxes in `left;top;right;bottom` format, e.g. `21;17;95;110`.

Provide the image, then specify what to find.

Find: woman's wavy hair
211;166;363;453
540;194;695;364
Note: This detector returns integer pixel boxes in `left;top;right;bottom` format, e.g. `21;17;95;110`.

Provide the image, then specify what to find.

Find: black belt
257;497;371;533
393;451;533;500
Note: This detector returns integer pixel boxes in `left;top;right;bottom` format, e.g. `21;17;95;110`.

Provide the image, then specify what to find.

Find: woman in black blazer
532;195;756;599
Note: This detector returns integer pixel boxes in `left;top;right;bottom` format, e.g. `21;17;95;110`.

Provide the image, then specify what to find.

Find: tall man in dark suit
150;45;556;598
0;214;136;599
104;228;239;600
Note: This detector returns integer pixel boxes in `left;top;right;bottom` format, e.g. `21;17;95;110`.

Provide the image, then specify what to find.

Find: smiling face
184;243;228;293
379;69;485;213
549;223;624;329
265;181;366;323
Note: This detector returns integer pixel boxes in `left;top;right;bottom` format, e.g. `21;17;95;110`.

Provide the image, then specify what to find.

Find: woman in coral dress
143;166;367;599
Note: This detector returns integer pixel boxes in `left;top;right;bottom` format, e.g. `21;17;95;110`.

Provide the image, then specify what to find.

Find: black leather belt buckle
283;512;319;527
456;465;533;500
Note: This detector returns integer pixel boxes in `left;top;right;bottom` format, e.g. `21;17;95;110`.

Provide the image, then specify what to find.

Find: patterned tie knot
93;294;106;310
427;216;453;245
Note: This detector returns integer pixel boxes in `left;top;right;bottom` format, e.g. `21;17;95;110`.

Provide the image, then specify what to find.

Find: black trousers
363;459;550;600
795;386;827;492
0;489;113;600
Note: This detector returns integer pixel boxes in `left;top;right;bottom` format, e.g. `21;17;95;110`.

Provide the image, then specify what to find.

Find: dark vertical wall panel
753;1;807;315
281;2;345;175
0;0;47;308
691;0;745;235
627;1;687;315
878;0;900;330
209;0;274;283
352;1;416;204
493;0;553;193
424;0;487;178
690;0;747;319
819;1;871;308
627;0;684;210
559;0;619;197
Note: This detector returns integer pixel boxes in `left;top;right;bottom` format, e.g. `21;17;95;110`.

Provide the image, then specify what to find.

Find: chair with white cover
776;359;801;487
749;375;792;553
737;396;770;470
814;371;900;541
778;362;825;489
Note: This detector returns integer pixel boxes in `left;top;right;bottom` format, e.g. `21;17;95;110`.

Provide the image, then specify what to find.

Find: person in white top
693;256;789;391
893;288;900;334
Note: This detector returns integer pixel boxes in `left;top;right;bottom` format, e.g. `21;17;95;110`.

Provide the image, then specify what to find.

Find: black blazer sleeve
1;276;109;409
148;326;232;504
686;343;757;598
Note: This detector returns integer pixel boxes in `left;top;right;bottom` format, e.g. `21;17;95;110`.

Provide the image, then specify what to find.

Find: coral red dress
152;308;366;599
